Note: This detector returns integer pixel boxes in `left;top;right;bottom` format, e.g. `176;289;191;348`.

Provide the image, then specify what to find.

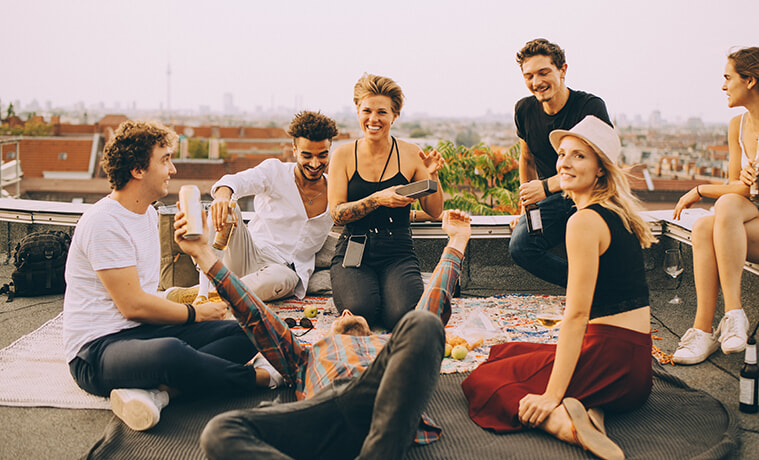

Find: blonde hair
564;138;657;248
352;73;405;117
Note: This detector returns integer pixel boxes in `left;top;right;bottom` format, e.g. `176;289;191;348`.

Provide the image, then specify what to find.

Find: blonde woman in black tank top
463;116;655;460
327;74;444;330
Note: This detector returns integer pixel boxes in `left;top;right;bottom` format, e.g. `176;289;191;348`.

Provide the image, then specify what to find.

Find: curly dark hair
286;111;339;142
101;120;178;190
516;38;566;70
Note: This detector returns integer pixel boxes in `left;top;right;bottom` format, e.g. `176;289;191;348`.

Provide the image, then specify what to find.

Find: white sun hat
549;115;621;164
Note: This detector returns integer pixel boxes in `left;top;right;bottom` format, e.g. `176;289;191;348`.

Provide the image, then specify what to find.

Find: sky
3;0;758;124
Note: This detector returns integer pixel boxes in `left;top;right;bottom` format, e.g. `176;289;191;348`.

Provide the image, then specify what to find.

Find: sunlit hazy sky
3;0;758;123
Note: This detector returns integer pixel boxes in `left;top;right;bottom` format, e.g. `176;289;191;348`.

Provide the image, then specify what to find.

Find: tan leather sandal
563;398;624;460
588;406;606;435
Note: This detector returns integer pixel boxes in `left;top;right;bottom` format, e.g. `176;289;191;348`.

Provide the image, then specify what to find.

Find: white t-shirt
212;159;334;298
63;197;160;363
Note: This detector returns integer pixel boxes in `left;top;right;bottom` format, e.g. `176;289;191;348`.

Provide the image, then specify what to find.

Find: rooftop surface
0;202;757;459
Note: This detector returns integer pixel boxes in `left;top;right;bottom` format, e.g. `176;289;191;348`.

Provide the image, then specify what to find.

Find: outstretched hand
442;209;471;254
419;149;445;176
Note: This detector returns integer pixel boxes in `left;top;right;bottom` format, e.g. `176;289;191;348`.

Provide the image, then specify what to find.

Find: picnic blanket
272;294;564;374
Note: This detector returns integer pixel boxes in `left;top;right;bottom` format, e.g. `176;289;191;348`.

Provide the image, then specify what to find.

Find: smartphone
342;235;367;268
395;179;438;199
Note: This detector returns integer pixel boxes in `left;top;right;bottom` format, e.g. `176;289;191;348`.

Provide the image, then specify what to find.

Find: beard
298;163;325;182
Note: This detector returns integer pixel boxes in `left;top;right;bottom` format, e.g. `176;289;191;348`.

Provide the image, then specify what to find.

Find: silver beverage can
179;185;203;240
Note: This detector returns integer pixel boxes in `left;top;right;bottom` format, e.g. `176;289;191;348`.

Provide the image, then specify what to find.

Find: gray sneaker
672;328;720;365
110;388;170;431
716;309;749;354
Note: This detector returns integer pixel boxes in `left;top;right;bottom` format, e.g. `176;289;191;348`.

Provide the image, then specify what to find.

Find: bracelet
696;186;703;198
185;303;196;324
541;179;552;197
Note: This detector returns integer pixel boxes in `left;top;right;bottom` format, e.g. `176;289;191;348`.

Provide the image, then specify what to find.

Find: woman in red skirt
463;115;656;460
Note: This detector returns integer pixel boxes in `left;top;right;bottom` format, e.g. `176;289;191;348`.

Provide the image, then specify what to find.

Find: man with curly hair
64;120;269;433
170;111;339;306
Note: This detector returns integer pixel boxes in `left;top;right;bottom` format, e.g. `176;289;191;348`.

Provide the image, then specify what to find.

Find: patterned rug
270;294;566;374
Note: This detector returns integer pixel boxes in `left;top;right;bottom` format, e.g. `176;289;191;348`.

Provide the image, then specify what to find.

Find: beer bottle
212;200;237;251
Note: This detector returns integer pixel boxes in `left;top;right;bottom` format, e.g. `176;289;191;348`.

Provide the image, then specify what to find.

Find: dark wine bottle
740;333;758;414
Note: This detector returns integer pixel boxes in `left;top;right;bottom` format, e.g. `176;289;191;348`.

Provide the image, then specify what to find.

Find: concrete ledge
0;198;755;303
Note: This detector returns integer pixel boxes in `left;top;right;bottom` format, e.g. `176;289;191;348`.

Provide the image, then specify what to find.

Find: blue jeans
200;310;445;460
509;193;575;287
69;320;258;397
330;228;424;330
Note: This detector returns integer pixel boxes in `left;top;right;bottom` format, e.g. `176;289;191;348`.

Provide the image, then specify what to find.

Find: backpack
5;230;71;299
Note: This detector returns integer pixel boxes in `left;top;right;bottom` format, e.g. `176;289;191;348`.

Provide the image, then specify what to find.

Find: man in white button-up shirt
208;111;338;301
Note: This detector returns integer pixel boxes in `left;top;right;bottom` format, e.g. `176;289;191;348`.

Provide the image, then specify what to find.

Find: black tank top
587;204;650;320
346;137;411;233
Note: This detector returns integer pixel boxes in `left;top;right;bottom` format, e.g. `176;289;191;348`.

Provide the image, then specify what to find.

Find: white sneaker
110;388;170;431
716;309;749;354
672;328;719;365
252;354;284;389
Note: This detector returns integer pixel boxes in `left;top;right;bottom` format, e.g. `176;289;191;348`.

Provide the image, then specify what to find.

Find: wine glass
536;304;563;340
664;248;685;304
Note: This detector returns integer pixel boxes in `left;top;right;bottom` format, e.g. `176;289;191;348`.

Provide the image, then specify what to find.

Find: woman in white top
671;46;759;364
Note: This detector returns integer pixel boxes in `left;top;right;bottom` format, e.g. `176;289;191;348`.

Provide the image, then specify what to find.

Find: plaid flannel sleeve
415;247;463;326
206;260;307;386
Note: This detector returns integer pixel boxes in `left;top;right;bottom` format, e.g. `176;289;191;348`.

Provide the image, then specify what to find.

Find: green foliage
430;141;521;215
0;119;52;136
409;128;431;138
187;138;229;159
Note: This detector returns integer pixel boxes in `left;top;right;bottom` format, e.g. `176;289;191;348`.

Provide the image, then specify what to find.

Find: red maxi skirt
461;323;652;432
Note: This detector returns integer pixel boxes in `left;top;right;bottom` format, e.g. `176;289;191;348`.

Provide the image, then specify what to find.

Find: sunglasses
284;317;314;337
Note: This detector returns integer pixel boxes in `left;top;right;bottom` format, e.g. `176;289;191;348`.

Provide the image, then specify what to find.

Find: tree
426;141;520;215
187;138;229;159
455;128;481;147
409;128;430;138
0;118;52;136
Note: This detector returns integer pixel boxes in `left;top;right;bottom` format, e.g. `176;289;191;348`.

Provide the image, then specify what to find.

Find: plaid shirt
208;247;463;445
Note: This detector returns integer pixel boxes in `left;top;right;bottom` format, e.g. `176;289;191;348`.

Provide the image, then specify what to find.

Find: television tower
166;60;172;124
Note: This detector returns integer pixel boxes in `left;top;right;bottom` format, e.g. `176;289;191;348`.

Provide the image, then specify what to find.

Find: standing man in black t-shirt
509;38;612;287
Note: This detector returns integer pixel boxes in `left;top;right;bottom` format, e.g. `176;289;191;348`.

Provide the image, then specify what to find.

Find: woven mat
86;362;739;460
0;313;110;409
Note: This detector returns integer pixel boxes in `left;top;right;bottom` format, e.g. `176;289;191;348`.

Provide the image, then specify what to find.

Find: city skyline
3;0;758;124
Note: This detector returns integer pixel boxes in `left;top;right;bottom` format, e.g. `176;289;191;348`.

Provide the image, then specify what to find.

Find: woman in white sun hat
671;46;759;365
463;115;656;460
